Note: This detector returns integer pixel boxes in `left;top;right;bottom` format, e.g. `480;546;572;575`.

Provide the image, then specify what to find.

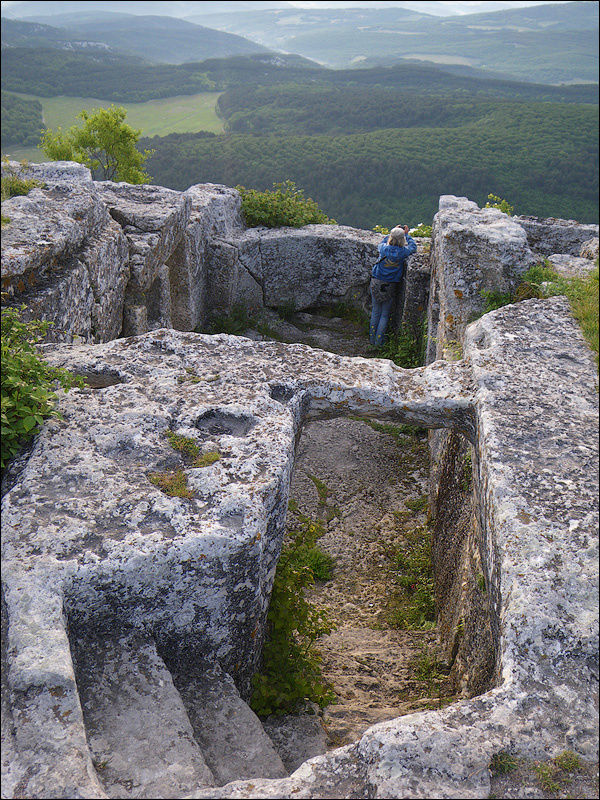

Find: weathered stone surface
427;196;536;362
188;297;598;800
1;330;473;799
261;713;329;774
96;182;191;294
1;162;129;343
207;225;381;314
514;214;599;257
169;661;287;785
580;237;599;261
547;252;597;279
70;632;214;798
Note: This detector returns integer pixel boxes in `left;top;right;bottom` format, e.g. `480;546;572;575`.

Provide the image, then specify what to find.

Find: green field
11;90;224;138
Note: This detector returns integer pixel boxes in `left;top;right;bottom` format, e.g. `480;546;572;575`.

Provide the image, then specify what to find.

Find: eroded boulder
1;161;129;343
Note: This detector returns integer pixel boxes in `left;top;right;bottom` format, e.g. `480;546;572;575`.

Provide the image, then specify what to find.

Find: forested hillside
142;101;598;228
1;14;268;65
1;91;43;147
3;50;597;104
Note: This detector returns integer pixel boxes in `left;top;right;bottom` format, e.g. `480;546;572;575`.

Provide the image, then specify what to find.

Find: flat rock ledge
2;297;598;799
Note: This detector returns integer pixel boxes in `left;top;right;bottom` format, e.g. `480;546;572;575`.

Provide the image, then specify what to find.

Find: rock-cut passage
285;415;456;750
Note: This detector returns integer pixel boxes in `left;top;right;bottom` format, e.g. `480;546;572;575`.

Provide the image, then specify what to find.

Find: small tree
40;105;153;184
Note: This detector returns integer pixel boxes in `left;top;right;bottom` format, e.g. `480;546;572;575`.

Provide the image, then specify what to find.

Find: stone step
70;632;214;799
170;662;288;786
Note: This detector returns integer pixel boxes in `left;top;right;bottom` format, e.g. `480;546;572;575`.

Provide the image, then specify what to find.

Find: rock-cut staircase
70;632;288;799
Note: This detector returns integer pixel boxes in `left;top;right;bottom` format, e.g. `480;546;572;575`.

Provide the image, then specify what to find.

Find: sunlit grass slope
12;91;224;138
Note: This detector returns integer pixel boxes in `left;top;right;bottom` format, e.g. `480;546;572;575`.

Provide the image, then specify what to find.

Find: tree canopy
40;105;153;183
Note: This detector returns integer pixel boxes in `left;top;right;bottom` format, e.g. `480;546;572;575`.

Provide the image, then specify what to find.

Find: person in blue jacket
369;225;417;347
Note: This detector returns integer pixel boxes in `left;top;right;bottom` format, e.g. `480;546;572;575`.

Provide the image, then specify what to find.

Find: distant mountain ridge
1;14;268;64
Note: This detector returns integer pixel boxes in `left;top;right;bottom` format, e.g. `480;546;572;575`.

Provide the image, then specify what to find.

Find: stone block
97;182;191;293
514;214;599;257
170;662;287;786
70;631;214;798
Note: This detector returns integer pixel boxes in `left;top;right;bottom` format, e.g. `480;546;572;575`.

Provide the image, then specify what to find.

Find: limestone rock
514;214;599;257
96;182;191;295
579;237;599;261
546;252;597;279
170;661;287;785
428;196;536;361
70;632;214;798
1;161;129;343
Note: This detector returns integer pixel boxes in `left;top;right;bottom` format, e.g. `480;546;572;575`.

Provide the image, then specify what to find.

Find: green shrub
490;751;519;776
484;194;514;216
480;289;513;313
377;324;424;368
410;223;433;237
237;180;335;228
1;173;41;202
1;306;83;469
388;525;436;629
250;515;336;716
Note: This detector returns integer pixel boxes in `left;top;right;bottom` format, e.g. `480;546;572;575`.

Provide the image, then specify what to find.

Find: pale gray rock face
2;295;598;799
96;182;191;295
170;661;287;785
1;161;129;343
546;252;597;279
70;632;215;798
208;225;381;314
580;236;599;261
427;196;536;361
189;297;598;800
514;214;599;257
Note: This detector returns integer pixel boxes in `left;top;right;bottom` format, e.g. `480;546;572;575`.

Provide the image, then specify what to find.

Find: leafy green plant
40;105;154;183
480;289;513;313
250;515;336;716
1;306;84;469
388;525;436;629
490;751;519;776
410;223;433;237
484;194;514;216
237;180;335;228
377;324;424;368
373;224;389;235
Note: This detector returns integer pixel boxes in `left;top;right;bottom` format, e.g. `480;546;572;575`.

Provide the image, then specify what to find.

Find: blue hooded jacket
371;234;417;283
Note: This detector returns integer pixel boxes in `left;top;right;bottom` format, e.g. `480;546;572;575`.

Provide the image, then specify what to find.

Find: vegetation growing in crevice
237;180;336;228
376;322;426;368
387;523;436;630
478;262;599;363
250;509;336;716
1;305;84;469
147;468;194;498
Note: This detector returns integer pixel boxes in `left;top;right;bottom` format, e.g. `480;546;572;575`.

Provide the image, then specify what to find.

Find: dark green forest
2;49;598;104
142;99;598;228
2;46;597;228
1;91;43;147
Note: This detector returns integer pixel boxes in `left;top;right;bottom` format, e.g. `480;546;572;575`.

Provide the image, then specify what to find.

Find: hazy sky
0;1;576;17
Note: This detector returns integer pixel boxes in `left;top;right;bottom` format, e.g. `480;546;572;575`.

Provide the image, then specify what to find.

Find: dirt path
256;310;454;748
287;415;452;749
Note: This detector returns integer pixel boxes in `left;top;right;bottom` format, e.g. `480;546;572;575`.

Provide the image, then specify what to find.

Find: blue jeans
370;293;394;346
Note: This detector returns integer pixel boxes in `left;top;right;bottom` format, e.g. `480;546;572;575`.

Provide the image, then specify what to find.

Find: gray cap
390;226;405;238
